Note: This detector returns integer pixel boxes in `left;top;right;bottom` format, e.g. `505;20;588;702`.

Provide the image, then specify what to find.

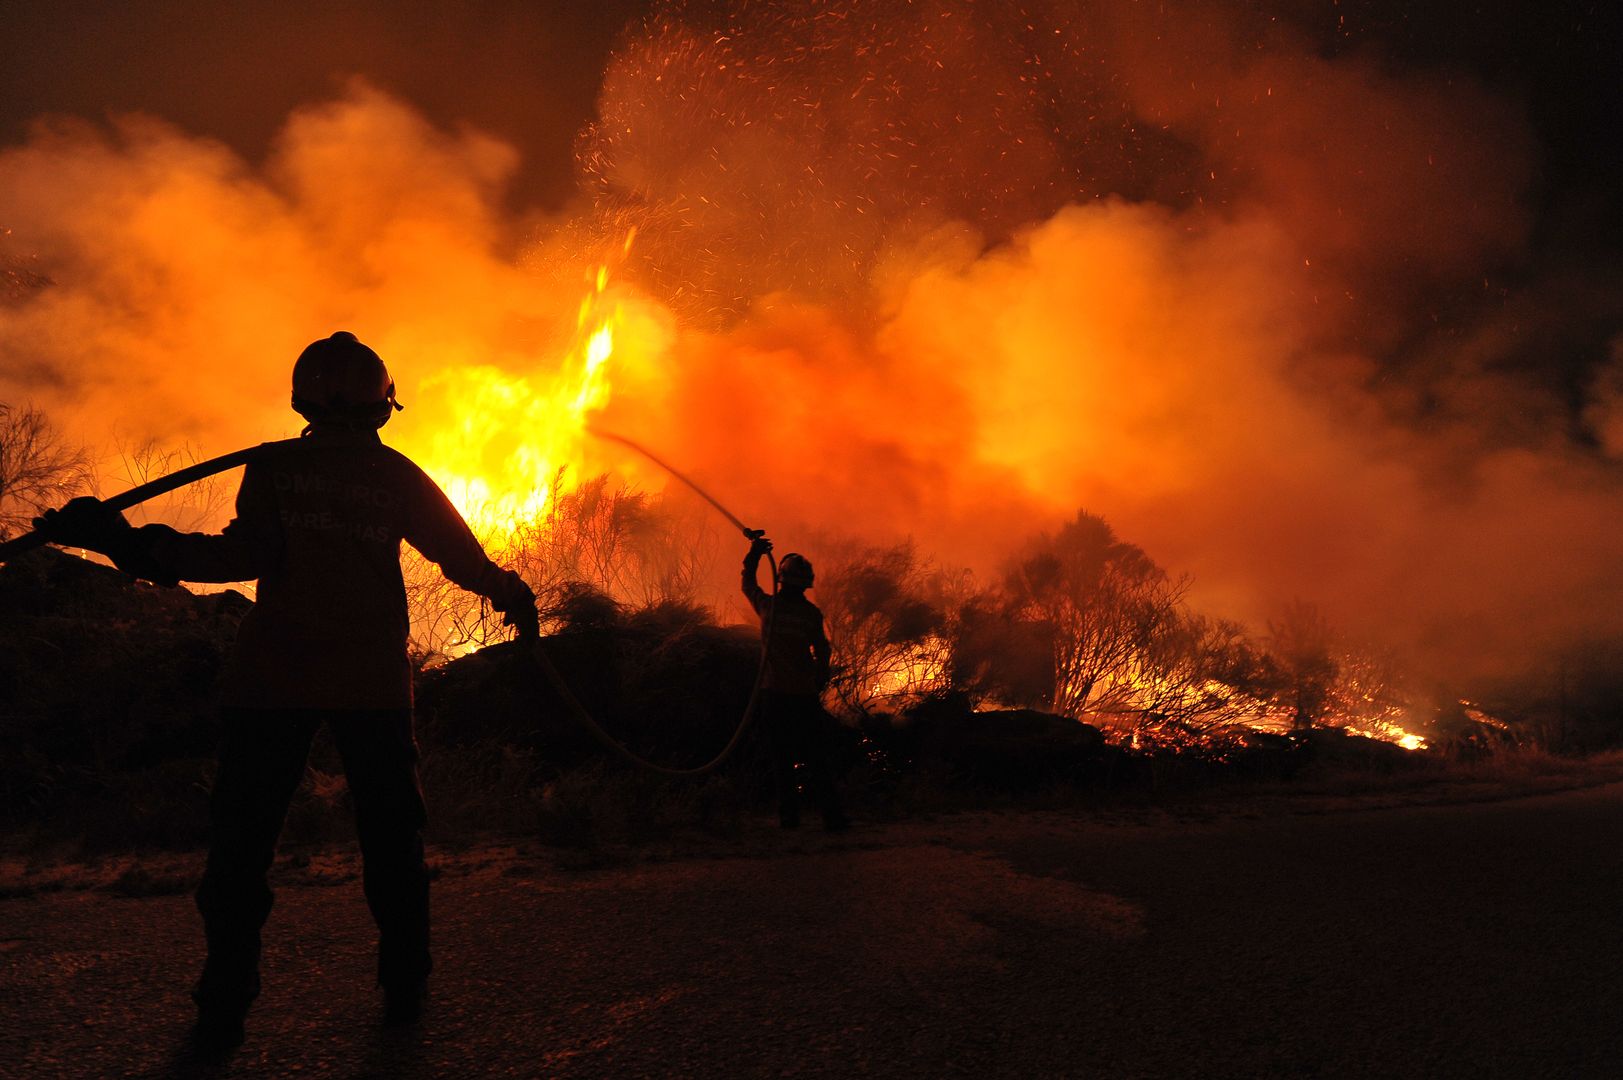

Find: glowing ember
1341;722;1429;751
864;639;949;702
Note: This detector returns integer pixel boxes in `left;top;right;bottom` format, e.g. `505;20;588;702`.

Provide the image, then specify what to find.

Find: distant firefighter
742;535;849;831
33;331;537;1049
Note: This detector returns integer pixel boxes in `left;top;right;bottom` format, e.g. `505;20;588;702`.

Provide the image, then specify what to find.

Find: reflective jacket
135;428;512;710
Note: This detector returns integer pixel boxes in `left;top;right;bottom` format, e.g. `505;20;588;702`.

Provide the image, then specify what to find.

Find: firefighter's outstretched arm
742;534;773;612
36;464;282;587
31;486;274;587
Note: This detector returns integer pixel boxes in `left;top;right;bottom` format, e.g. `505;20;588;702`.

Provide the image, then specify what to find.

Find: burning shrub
815;542;956;715
1256;603;1424;745
1000;510;1188;724
813;511;1415;750
522;474;707;607
404;471;715;662
1265;601;1338;733
1119;614;1277;737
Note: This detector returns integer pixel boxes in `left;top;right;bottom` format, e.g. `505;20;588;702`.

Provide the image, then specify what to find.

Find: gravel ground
3;783;1622;1079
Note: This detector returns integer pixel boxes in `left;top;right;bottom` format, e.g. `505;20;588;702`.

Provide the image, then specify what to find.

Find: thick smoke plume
584;0;1623;677
2;0;1620;682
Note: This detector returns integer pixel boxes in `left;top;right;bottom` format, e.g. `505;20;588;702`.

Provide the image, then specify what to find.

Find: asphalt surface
3;784;1622;1079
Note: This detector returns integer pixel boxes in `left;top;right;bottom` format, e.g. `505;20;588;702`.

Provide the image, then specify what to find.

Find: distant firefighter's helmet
778;552;815;588
291;331;403;427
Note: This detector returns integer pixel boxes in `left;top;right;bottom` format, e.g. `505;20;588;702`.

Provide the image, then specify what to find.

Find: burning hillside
2;1;1621;743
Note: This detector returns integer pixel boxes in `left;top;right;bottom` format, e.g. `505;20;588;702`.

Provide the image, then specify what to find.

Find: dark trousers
762;690;845;826
193;707;430;1012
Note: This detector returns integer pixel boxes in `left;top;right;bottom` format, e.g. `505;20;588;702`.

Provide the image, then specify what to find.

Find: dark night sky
0;0;647;210
1311;0;1622;252
1;0;1618;231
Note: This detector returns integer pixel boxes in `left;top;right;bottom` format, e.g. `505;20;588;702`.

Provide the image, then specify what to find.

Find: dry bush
1001;511;1189;721
1121;615;1277;736
107;437;234;535
404;471;720;663
1260;601;1418;739
1323;645;1412;738
814;542;960;716
0;402;90;538
817;513;1302;740
1266;600;1338;732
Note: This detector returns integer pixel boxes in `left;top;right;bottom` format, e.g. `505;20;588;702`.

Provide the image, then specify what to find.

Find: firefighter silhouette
742;535;849;831
34;332;538;1047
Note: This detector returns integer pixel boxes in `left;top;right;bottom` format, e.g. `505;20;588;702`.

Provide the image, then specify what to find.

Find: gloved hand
748;534;774;558
491;570;539;640
32;497;133;554
503;602;540;641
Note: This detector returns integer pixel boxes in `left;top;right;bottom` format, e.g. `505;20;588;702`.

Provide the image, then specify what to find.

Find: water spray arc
588;428;765;541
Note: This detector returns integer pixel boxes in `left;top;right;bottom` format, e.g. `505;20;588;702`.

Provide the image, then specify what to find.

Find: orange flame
402;234;636;542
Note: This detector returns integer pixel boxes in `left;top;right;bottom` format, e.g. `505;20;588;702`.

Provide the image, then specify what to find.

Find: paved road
3;784;1622;1078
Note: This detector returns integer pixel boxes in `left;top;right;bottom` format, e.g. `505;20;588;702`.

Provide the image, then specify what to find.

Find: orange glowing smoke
2;1;1622;697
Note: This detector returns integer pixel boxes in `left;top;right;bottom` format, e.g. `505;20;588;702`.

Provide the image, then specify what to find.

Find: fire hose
548;428;777;777
0;438;306;564
0;431;775;778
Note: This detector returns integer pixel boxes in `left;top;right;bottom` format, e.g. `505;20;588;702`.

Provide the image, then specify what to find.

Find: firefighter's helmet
291;331;403;427
778;552;815;588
